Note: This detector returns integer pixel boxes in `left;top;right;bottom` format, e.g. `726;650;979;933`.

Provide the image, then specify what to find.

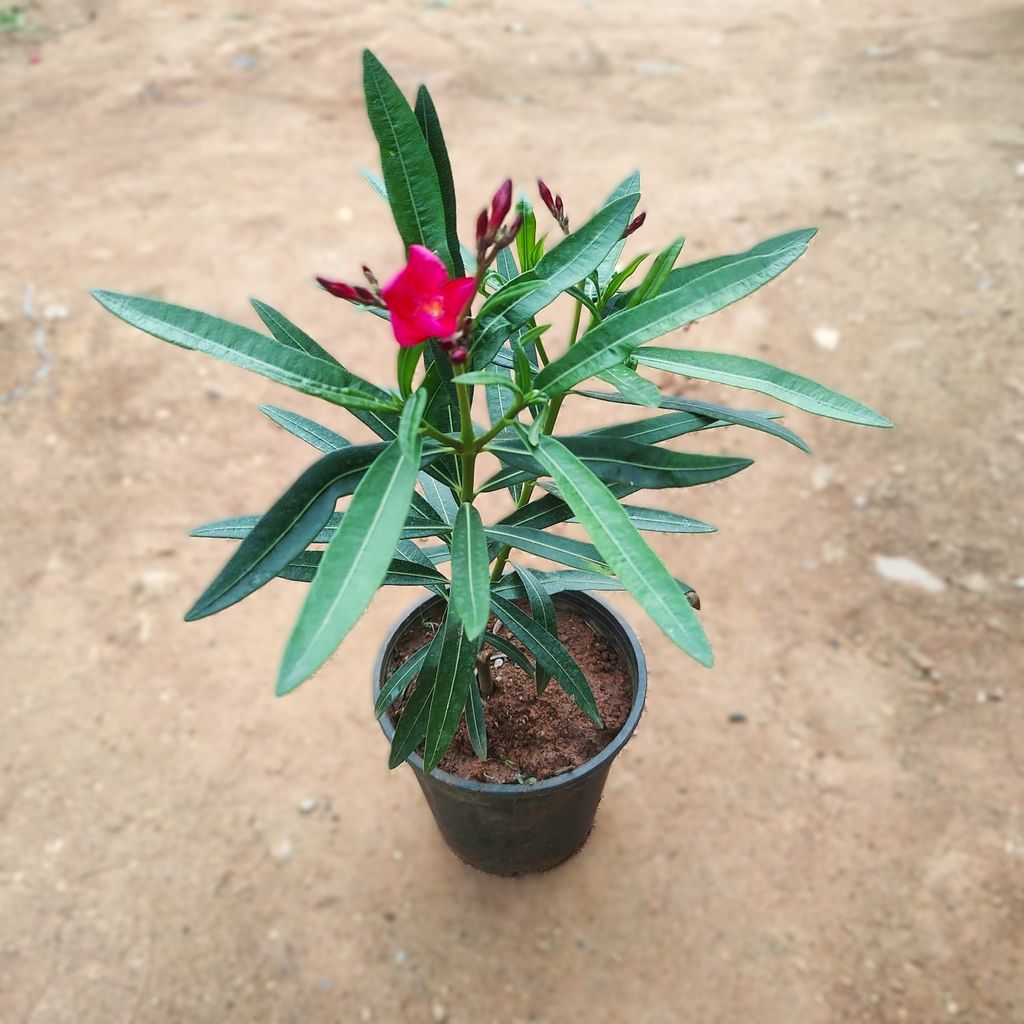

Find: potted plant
92;50;890;875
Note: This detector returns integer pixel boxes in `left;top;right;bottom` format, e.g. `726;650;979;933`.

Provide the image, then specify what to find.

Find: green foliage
91;48;890;775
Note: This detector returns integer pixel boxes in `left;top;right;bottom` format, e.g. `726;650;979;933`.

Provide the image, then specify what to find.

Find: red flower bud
449;345;468;364
488;177;513;233
476;208;489;243
555;195;564;217
316;276;360;301
623;211;646;238
538;178;556;216
438;336;455;351
362;265;379;288
506;212;524;239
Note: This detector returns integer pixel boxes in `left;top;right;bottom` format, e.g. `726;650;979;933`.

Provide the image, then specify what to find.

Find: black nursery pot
373;591;648;876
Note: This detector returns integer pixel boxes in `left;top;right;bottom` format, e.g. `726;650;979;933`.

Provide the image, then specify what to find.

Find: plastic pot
373;590;647;876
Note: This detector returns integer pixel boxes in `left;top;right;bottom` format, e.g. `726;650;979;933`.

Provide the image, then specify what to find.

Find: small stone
812;326;840;350
1013;577;1024;589
360;1009;373;1023
134;569;177;602
811;464;833;490
853;494;868;509
315;978;333;992
728;713;747;724
231;54;256;70
959;572;990;594
394;949;408;967
270;837;293;860
431;1004;448;1022
873;555;945;593
298;797;317;814
1016;161;1024;178
42;302;69;320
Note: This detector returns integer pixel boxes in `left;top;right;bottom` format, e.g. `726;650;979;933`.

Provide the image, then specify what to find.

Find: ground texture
2;2;1022;1022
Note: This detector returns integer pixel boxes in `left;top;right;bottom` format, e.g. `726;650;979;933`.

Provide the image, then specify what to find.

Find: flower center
421;298;443;318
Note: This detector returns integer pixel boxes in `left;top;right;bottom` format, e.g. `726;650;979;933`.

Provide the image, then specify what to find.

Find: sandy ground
2;1;1022;1021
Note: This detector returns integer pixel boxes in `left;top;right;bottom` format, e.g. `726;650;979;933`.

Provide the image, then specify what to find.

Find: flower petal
441;277;476;323
405;245;448;292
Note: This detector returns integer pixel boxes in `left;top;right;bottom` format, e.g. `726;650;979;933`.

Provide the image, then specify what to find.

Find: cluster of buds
475;178;523;263
622;211;646;239
315;265;386;308
537;179;569;235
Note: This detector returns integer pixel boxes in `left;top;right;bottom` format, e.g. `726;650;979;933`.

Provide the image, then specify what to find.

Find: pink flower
380;245;476;347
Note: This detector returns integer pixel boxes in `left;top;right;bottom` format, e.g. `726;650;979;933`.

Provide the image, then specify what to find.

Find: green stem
421;422;462;450
453;363;476;503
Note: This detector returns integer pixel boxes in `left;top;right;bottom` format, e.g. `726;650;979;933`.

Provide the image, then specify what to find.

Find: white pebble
394;949;408;967
134;569;177;601
432;1004;448;1022
1016;161;1024;178
811;464;834;491
270;837;294;860
813;326;841;350
873;555;945;593
42;302;69;320
959;572;990;594
297;797;317;814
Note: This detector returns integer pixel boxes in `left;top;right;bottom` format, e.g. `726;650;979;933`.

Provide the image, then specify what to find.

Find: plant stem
453;362;476;503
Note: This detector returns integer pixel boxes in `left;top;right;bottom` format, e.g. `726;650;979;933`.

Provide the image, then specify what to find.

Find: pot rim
372;590;648;796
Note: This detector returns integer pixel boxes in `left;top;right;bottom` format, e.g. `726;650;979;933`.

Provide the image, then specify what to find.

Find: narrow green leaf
388;619;446;768
277;437;421;695
515;195;537;271
452;371;521;393
486;525;611;574
259;405;350;453
414;84;464;276
514;563;556;693
534;229;817;396
451;504;490;640
585;408;715;444
617;505;716;534
489;595;603;728
185;443;391;620
480;631;535;674
362;50;452;270
360;166;388;201
396;343;423;398
423;610;481;772
600;252;650;307
277;550;446;589
398;387;428;455
532;436;712;666
593;171;642;292
375;642;431;718
595;365;660;408
627;237;685;308
492;569;697;605
487;436;752;491
465;677;487;760
633;348;892;428
418;472;458;527
251;299;338;363
91;290;399;411
473;181;641;366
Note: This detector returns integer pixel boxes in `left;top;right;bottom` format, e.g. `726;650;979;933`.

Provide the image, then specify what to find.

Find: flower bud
537;178;556;216
623;211;646;238
438;336;455;351
488;177;513;232
475;208;489;243
316;276;360;301
449;345;468;364
362;265;379;289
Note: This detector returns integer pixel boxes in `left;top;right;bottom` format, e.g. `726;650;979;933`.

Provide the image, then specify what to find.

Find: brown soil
386;607;634;783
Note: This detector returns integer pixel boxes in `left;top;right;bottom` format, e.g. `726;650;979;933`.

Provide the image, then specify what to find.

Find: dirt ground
2;1;1022;1021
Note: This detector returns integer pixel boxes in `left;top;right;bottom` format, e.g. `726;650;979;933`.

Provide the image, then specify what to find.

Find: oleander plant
92;50;890;775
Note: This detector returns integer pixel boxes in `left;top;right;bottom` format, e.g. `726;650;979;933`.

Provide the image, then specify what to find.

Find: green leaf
584;408;716;444
515;195;537;271
495;483;635;533
452;371;521;394
91;290;397;411
531;435;712;666
485;360;521;444
360;166;388;201
577;389;808;452
616;505;716;534
594;365;660;408
396;344;423;398
592;171;641;292
473;181;641;366
259;405;350;453
418;472;458;527
190;504;447;544
534;229;817;396
423;610;481;772
277;550;447;589
277;436;422;695
627;237;685;308
489;595;603;728
414;84;464;276
451;504;490;640
480;631;535;674
487;436;752;491
362;50;452;271
486;525;611;574
388;619;446;768
633;348;892;428
375;642;430;718
398;387;428;455
514;563;557;693
600;252;650;307
185;443;391;620
492;569;697;606
251;299;338;364
465;677;487;760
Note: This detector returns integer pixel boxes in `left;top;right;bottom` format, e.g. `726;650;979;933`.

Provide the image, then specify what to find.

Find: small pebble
42;303;69;320
431;1004;448;1022
728;713;748;725
270;837;293;860
813;326;841;350
298;797;317;814
873;555;945;593
394;949;408;967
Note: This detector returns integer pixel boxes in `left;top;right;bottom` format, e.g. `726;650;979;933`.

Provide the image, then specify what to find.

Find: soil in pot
386;603;633;784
